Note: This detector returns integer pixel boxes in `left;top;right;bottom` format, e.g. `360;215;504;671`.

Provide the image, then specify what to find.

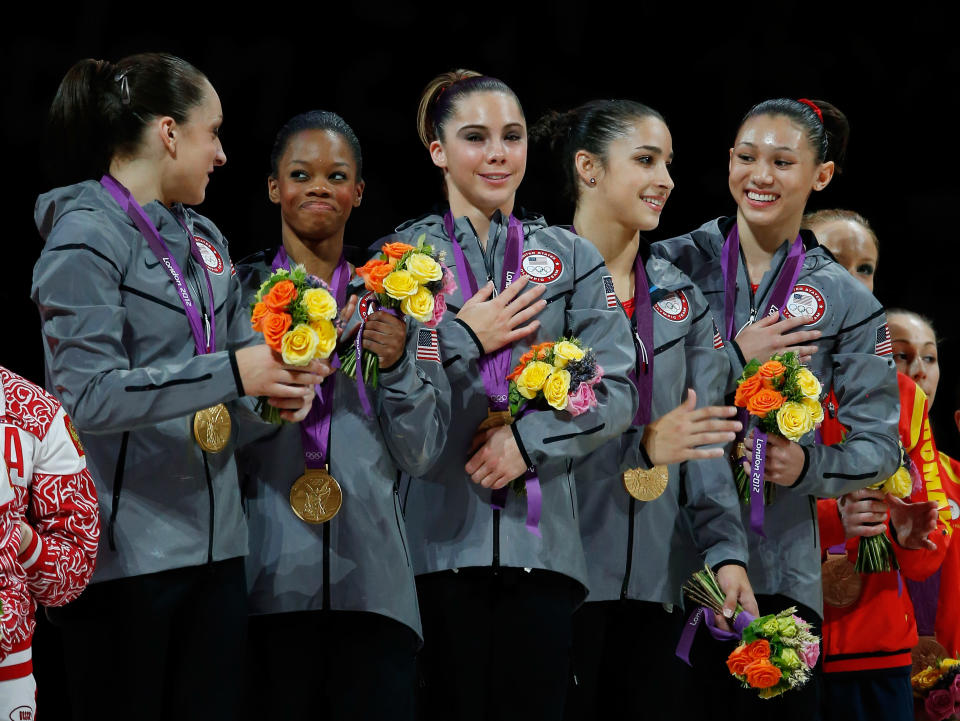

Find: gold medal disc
290;467;343;524
912;636;949;677
193;403;231;453
821;553;863;608
622;465;669;501
477;409;514;433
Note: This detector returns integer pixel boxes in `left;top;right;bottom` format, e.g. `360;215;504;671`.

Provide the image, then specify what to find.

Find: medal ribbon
100;175;216;355
444;212;542;535
676;606;757;666
906;569;942;636
272;247;350;470
722;225;806;535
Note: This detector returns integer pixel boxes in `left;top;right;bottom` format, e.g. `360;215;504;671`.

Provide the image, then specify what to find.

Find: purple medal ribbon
272;247;350;469
100;175;216;355
906;569;942;636
444;212;542;536
676;606;757;666
722;225;806;535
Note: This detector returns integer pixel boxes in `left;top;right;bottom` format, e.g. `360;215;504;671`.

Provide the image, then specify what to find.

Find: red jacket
920;451;960;657
818;374;950;674
0;366;100;681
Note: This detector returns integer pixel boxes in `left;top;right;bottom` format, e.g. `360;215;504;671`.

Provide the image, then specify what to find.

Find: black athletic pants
822;666;913;721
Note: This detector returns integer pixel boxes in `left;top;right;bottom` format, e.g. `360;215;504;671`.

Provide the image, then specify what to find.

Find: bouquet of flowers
854;441;922;573
345;235;455;389
250;264;339;422
732;351;824;505
683;565;821;699
912;657;960;720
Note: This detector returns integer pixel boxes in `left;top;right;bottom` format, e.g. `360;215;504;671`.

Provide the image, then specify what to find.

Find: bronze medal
622;465;669;501
193;403;231;453
821;553;863;607
912;636;949;678
477;409;514;433
290;467;342;524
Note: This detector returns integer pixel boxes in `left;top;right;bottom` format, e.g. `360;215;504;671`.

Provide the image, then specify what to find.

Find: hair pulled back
740;98;849;172
802;208;879;252
416;69;522;149
47;53;208;184
530;99;665;202
270;110;363;180
886;308;938;339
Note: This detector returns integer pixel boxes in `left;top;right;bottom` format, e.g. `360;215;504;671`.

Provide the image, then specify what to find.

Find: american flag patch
602;275;618;308
416;328;441;362
713;320;725;349
875;323;892;356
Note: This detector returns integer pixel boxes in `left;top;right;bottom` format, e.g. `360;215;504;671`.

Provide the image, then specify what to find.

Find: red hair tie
797;98;823;124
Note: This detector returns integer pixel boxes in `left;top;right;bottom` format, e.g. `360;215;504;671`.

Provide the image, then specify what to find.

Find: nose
215;139;226;167
307;179;332;196
487;138;507;163
752;159;773;185
657;162;675;191
908;356;927;381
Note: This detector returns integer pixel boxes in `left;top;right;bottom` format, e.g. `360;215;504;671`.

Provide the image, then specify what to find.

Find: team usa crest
782;284;826;325
358;291;375;320
193;237;224;274
653;290;689;322
520;249;563;283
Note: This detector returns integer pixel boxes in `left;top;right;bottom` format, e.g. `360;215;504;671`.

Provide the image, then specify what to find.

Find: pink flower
950;674;960;707
567;382;597;417
926;689;955;721
587;364;604;387
799;642;819;668
426;293;447;328
441;266;457;295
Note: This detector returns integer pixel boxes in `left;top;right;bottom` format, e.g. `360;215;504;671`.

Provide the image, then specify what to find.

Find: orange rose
734;374;763;407
746;388;785;417
507;362;526;382
251;301;268;332
365;263;393;293
744;659;783;689
744;639;771;661
263;280;298;313
533;342;554;359
261;311;292;351
358;257;388;277
726;645;753;676
382;242;415;260
758;360;786;382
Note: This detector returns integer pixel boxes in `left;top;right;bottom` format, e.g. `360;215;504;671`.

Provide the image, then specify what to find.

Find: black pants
678;593;824;721
822;667;913;721
416;567;581;721
244;609;419;720
564;599;692;721
47;557;247;721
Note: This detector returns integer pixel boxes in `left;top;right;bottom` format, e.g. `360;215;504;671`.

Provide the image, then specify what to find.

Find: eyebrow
736;141;797;152
290;159;350;167
458;122;524;131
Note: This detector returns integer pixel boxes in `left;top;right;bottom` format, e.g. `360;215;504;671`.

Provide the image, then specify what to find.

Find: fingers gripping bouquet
680;565;821;700
732;351;823;534
250;264;340;422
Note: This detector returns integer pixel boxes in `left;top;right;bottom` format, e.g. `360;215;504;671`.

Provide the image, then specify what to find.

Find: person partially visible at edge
652;98;901;721
236;110;451;721
803;211;945;721
388;70;638;721
30;53;328;721
529;99;755;721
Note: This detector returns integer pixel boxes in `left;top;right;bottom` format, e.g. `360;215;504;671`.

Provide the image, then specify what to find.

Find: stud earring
589;178;596;185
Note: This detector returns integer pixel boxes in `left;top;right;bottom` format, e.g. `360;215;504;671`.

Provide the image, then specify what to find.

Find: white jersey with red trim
0;366;99;677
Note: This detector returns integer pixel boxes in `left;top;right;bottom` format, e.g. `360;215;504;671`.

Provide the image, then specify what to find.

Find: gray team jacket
575;250;748;605
392;210;638;595
32;180;256;583
652;216;900;613
236;251;452;639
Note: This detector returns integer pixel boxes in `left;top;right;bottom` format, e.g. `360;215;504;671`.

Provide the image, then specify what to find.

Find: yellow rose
309;319;337;358
776;401;814;442
913;666;942;690
941;659;960;671
382;270;419;300
302;287;338;322
543;369;571;410
400;286;435;323
882;466;913;498
405;253;443;284
553;340;585;368
800;396;824;424
796;367;822;400
281;323;320;365
515;361;554;399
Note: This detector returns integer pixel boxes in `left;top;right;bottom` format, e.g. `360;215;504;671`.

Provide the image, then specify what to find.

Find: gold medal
477;409;514;433
193;403;231;453
912;636;949;678
290;467;342;524
821;553;863;608
622;465;669;501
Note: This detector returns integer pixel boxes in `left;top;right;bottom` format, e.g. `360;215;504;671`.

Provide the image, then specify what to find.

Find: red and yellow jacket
922;451;960;656
818;374;950;674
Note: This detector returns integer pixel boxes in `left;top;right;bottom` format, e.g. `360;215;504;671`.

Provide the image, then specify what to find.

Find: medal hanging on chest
620;252;669;501
821;551;863;608
272;247;350;523
100;175;231;453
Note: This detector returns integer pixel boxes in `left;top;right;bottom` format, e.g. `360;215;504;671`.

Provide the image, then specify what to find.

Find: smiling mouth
479;173;511;184
746;190;778;203
642;195;666;210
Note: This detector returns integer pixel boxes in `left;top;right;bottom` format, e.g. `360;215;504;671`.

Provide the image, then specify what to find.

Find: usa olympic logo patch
654;290;689;322
194;237;224;274
782;284;826;325
520;250;563;284
358;292;376;320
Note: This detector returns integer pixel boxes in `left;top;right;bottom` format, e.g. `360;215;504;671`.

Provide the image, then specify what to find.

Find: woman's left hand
362;311;407;368
465;425;528;489
743;433;806;487
714;564;759;631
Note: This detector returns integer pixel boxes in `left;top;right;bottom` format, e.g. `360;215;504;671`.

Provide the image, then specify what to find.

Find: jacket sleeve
19;407;100;606
377;322;452;477
0;458;27;660
31;213;245;434
678;300;748;569
512;243;639;467
792;305;900;497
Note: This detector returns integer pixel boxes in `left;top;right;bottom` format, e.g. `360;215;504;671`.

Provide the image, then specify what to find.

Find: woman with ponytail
652;98;901;720
31;54;325;720
530;100;756;720
390;70;638;720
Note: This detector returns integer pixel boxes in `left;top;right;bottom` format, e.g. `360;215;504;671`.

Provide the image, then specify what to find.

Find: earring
589;178;596;185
